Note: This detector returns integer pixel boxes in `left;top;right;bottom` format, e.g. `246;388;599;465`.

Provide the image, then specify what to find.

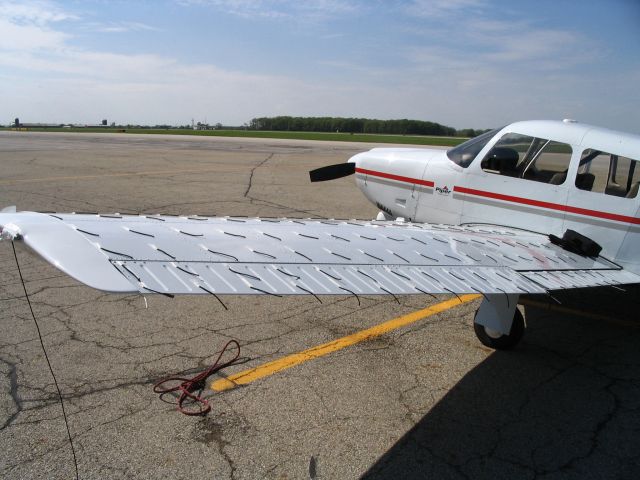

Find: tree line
249;116;486;137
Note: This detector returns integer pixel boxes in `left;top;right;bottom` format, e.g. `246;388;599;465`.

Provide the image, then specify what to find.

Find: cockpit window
447;128;501;168
480;132;572;184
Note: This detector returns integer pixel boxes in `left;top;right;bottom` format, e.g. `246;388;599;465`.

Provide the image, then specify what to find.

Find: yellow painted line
212;294;480;392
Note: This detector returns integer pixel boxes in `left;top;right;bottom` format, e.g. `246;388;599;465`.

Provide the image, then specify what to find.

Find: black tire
473;308;525;350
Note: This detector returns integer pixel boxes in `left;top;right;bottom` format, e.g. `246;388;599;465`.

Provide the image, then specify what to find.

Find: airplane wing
1;212;638;297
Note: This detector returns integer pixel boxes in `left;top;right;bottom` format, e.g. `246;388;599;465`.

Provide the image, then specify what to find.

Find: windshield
447;128;501;168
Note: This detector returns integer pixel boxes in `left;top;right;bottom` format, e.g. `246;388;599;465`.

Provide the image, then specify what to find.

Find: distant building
194;121;215;130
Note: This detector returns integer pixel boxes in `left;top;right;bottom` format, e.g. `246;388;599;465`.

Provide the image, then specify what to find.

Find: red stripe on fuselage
454;186;640;225
355;167;434;188
354;167;638;225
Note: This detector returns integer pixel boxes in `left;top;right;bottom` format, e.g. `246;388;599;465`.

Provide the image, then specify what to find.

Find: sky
1;0;639;131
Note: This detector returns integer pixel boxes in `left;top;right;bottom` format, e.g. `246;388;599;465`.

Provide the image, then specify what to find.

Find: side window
481;133;572;184
577;149;640;198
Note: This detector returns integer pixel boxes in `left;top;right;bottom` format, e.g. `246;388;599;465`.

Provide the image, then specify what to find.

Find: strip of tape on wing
0;211;136;292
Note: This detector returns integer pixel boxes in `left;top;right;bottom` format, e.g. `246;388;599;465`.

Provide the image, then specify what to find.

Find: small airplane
2;119;639;349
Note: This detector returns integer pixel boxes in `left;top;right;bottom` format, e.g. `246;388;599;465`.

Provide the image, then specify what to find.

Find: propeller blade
309;162;356;182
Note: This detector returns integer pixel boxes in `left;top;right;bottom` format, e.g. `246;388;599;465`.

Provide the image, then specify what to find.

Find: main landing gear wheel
474;308;525;350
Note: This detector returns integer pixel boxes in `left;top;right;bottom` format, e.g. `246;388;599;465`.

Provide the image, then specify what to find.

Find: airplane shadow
363;285;640;479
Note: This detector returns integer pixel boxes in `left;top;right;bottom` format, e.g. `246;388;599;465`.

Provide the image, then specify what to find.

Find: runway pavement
1;131;640;479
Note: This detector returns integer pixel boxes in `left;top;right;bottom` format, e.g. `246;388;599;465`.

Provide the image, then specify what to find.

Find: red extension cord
153;339;241;415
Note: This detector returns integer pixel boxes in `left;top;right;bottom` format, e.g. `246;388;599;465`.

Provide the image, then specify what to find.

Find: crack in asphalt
244;154;273;199
242;153;323;217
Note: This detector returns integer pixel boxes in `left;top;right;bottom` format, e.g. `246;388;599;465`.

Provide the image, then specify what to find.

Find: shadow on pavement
363;285;640;479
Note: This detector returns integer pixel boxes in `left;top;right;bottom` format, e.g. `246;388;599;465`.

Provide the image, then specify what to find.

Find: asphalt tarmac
1;131;639;479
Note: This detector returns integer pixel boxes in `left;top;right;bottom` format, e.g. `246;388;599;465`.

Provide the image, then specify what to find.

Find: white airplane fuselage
349;120;640;275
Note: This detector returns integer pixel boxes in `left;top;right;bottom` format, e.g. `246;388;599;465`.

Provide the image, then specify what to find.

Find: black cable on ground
11;242;79;480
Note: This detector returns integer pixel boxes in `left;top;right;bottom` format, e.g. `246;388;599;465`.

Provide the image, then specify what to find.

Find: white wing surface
1;212;638;297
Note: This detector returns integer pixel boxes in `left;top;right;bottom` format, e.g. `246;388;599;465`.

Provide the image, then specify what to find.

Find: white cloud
0;18;69;51
0;0;75;51
405;0;485;18
0;0;77;25
405;15;589;76
178;0;360;20
179;0;288;19
465;19;583;65
89;21;159;33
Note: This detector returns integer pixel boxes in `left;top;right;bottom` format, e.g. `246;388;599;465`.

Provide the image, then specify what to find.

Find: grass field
1;127;466;146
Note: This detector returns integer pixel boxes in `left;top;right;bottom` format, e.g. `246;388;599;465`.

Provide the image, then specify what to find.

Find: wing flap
114;261;548;295
519;269;640;291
